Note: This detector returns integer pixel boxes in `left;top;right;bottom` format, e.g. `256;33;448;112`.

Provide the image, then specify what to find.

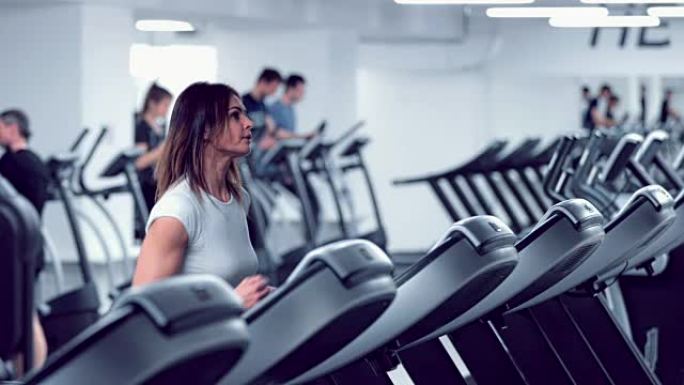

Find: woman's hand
258;134;277;150
235;275;272;309
134;141;166;170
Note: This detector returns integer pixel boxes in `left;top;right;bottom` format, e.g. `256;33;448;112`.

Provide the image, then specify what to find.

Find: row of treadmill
3;124;684;385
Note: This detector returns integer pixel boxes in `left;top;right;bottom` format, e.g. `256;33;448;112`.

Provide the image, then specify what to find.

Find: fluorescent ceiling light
395;0;534;4
135;19;195;32
648;6;684;17
581;0;684;4
486;6;608;18
549;15;660;28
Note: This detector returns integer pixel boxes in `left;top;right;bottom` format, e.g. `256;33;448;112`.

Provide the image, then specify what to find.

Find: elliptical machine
39;153;101;353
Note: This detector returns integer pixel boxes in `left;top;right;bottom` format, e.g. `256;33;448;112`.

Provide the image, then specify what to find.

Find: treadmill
258;138;315;247
22;276;250;385
512;134;676;310
39;153;101;352
72;127;149;288
220;239;397;385
408;198;605;347
291;215;520;384
487;138;543;226
613;130;684;385
393;199;606;385
255;138;316;281
503;138;560;214
385;134;674;385
298;122;387;250
334;136;388;249
295;193;607;384
466;139;543;232
604;130;684;274
78;127;150;233
460;134;674;385
297;122;363;242
393;140;508;223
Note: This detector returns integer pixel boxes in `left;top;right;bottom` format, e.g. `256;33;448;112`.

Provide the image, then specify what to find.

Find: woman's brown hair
156;82;242;202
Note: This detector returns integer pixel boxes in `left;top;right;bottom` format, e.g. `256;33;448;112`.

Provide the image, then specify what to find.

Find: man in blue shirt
268;74;315;139
268;74;320;225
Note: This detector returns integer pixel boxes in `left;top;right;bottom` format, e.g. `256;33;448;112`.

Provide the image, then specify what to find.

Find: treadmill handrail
77;127;116;195
330;120;366;150
569;133;620;210
398;215;516;286
534;198;604;231
492;138;541;170
526;138;562;168
633;130;684;191
393;140;508;185
246;239;394;323
597;133;644;184
100;147;146;178
258;138;307;169
76;127;144;196
543;135;575;203
69;128;91;153
604;185;673;233
113;275;244;331
300;120;364;161
299;134;326;162
47;152;81;170
634;130;669;165
286;239;393;285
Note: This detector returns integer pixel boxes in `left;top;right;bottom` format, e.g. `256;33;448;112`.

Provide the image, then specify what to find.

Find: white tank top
146;179;259;286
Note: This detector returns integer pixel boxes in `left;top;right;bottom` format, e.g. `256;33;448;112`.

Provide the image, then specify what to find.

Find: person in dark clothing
0;108;49;372
659;89;681;127
134;83;173;238
242;68;282;156
242;69;282;249
0;109;49;216
583;98;599;131
581;86;593;130
639;84;647;127
584;84;612;131
606;95;621;127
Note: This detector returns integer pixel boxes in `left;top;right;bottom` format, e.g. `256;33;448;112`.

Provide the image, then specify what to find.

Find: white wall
0;4;82;154
357;68;488;250
0;4;85;263
486;76;582;139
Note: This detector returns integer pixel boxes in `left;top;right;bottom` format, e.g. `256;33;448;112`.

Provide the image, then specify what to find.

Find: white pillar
648;75;663;126
627;76;640;123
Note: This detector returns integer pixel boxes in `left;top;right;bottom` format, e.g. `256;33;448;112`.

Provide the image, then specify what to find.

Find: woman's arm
134;142;165;170
132;217;188;286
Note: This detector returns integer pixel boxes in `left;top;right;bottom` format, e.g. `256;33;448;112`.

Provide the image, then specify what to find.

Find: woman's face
211;95;253;158
152;97;172;119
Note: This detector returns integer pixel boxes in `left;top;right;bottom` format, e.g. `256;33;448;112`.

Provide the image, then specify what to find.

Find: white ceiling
0;0;671;40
